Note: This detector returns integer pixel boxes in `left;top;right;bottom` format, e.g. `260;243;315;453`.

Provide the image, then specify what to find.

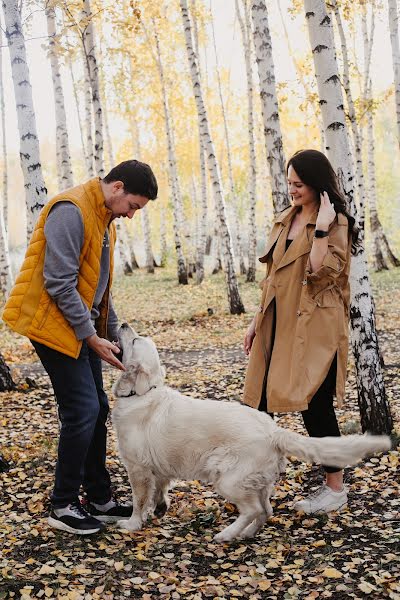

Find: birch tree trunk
190;0;208;284
66;39;90;177
0;26;12;297
46;5;73;189
251;0;288;214
361;9;399;270
304;0;393;434
388;0;400;150
148;22;187;284
141;207;155;274
0;208;12;297
180;0;245;313
367;91;400;270
81;47;95;177
0;352;14;391
2;0;47;236
236;0;258;281
0;27;8;232
160;204;168;267
210;3;246;276
81;0;104;177
332;0;365;212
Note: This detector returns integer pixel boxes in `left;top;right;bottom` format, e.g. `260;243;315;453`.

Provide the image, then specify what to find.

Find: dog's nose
120;322;129;329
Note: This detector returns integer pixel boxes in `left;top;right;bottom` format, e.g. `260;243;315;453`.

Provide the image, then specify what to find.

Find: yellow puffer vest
2;178;116;358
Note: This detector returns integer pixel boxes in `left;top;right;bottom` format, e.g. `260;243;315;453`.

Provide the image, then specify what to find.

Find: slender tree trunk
0;27;8;232
67;47;90;176
388;0;400;150
236;0;258;281
160;204;168;268
80;47;95;177
0;352;14;391
46;6;73;189
2;0;47;236
210;2;246;276
332;0;365;213
180;0;244;313
190;1;207;284
140;207;155;274
0;205;12;297
148;22;187;284
304;0;393;434
251;0;288;214
81;0;104;177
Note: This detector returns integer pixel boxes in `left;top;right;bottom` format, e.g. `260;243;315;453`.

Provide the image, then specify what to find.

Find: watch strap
314;229;329;238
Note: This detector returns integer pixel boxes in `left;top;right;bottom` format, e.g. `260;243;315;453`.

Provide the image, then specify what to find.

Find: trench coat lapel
258;206;295;264
258;223;285;264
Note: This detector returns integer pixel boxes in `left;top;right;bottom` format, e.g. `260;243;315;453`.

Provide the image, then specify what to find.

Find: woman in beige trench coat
243;149;358;515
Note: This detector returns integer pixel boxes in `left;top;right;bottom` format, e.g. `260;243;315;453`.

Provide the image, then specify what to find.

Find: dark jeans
31;340;112;507
260;356;341;473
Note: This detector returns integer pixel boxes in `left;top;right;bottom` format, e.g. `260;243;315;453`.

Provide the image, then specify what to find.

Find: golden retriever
112;323;390;542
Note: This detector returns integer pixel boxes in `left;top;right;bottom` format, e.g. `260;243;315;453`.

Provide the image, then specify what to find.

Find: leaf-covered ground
1;267;399;600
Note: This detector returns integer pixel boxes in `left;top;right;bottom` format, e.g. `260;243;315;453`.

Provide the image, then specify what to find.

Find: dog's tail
272;429;391;468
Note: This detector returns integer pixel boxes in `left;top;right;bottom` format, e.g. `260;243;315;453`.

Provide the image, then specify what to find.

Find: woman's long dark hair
287;149;359;253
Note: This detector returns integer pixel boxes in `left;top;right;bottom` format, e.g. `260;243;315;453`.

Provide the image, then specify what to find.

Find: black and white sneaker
48;501;105;535
85;498;132;523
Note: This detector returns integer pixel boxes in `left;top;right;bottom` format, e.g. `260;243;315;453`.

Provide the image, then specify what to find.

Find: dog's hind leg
153;478;171;518
240;485;273;539
118;466;155;532
214;493;265;543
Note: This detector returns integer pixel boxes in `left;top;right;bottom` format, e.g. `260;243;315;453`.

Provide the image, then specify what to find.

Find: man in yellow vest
3;160;158;535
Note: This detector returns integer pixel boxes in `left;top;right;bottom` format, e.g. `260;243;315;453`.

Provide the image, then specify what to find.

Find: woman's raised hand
316;191;336;231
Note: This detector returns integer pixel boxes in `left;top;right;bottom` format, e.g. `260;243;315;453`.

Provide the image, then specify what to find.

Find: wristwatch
314;229;329;238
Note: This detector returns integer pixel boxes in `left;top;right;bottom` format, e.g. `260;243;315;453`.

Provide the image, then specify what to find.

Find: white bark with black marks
46;6;73;189
237;0;257;281
190;0;207;284
81;0;104;177
2;0;47;237
211;2;246;276
305;0;393;434
332;0;365;217
388;0;400;150
0;27;8;232
149;20;187;284
251;0;288;214
180;0;244;313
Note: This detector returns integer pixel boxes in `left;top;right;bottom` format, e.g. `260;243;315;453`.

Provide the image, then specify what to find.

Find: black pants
260;356;341;473
32;340;112;507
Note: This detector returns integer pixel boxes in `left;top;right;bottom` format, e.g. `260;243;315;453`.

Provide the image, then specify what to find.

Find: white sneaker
294;484;348;514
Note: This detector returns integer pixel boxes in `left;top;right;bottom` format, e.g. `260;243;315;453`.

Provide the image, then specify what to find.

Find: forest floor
0;265;399;600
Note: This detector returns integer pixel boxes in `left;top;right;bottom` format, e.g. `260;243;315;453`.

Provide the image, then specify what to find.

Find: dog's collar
123;385;158;398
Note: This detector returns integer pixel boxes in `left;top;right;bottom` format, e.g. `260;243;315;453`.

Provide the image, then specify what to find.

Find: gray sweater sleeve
44;202;96;340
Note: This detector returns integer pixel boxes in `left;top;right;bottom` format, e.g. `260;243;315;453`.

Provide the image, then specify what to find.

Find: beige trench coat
243;206;352;413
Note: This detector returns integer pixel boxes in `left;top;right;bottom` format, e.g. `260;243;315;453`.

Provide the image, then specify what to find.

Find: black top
285;239;293;250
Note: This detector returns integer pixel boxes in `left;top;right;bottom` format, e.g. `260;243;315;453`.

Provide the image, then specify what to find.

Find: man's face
106;181;150;220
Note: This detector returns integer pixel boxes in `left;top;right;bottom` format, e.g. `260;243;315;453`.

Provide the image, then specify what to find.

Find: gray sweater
43;202;119;341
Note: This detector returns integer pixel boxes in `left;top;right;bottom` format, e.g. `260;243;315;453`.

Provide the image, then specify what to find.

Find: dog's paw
213;531;234;543
117;517;142;532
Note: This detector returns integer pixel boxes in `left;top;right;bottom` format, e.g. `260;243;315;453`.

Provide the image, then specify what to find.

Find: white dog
112;323;390;542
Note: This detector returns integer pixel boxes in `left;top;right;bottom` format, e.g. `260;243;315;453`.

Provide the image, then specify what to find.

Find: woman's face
287;165;319;210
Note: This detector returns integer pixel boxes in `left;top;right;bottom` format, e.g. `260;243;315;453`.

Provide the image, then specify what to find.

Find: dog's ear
112;373;134;397
135;371;151;396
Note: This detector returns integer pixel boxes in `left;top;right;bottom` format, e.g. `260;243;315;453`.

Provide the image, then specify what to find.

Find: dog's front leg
118;467;155;532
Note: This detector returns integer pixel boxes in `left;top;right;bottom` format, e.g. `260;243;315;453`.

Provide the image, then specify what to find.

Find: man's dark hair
103;160;158;200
